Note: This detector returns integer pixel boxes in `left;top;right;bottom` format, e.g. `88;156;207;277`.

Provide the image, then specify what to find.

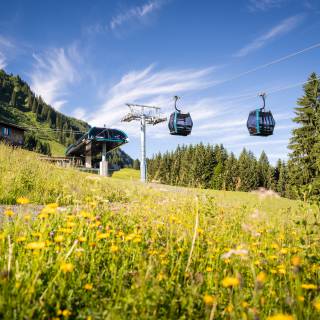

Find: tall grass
0;143;319;319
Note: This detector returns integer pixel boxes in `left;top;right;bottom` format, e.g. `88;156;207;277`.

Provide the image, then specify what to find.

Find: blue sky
1;0;320;163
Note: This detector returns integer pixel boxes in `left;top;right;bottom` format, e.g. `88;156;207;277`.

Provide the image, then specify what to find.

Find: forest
0;70;90;155
148;73;320;201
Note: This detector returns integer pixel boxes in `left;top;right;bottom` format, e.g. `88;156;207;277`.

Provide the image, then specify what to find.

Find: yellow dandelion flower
206;267;213;272
84;283;93;290
297;296;305;302
54;235;64;243
267;314;294;320
157;272;166;281
78;236;87;243
117;231;125;237
222;276;239;288
26;241;46;250
16;236;27;243
197;228;204;235
133;236;142;243
62;309;71;317
256;271;267;284
66;222;76;228
4;210;15;217
38;213;48;219
110;245;119;253
226;304;233;313
291;256;302;266
242;301;249;308
40;206;56;215
47;203;58;209
17;197;29;204
24;214;31;221
280;248;288;254
79;210;90;218
60;262;74;273
313;297;320;311
301;284;317;290
203;294;216;306
97;233;109;240
31;232;41;238
58;228;73;234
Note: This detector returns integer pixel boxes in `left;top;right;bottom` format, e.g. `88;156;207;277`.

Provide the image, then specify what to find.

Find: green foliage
0;143;127;204
0;70;90;155
24;132;51;156
148;144;281;193
2;142;320;320
288;72;320;200
133;158;140;170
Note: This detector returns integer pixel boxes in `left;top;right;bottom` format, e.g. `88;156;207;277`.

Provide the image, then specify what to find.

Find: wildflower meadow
0;144;319;319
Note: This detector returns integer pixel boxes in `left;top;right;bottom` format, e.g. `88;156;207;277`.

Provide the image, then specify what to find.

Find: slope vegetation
1;143;319;319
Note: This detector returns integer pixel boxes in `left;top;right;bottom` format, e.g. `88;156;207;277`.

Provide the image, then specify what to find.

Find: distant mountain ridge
0;69;133;167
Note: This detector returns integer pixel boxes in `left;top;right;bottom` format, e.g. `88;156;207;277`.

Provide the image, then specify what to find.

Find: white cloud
0;35;15;70
89;64;217;133
110;0;163;30
73;107;86;120
248;0;288;11
234;15;304;57
0;52;6;69
0;35;14;48
30;47;79;110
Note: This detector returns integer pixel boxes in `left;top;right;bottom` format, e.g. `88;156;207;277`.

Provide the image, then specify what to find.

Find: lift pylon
121;103;166;183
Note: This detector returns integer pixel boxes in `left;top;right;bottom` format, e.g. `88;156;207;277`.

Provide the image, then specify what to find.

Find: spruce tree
288;72;320;198
10;89;17;106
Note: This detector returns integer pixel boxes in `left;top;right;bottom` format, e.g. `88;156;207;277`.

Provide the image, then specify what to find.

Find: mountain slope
0;70;90;155
0;70;133;165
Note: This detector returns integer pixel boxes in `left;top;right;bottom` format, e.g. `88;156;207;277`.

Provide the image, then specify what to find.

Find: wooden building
0;121;25;146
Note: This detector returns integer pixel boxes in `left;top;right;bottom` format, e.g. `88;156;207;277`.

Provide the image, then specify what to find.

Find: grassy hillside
0;103;67;155
0;143;319;319
0;70;90;155
112;168;140;180
0;71;134;165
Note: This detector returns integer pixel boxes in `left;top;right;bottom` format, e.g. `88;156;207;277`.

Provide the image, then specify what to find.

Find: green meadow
0;143;319;320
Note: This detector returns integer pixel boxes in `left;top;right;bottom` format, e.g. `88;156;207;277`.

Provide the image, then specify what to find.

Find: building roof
0;121;26;131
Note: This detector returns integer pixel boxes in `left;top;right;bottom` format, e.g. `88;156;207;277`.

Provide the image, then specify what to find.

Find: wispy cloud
30;46;79;110
89;64;217;132
234;15;304;57
0;35;15;70
0;52;6;69
110;0;164;30
248;0;288;11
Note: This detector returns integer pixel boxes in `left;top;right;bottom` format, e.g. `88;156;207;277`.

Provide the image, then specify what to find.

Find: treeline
106;148;134;169
148;145;289;196
0;70;90;148
24;132;51;156
148;72;320;201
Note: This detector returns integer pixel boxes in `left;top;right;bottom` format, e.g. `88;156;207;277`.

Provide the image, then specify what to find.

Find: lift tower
122;103;166;183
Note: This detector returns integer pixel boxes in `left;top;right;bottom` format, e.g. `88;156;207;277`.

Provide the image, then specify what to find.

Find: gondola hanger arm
174;95;181;112
259;92;266;110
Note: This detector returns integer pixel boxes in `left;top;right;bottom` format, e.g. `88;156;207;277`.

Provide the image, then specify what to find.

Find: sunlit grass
112;168;140;181
0;143;319;319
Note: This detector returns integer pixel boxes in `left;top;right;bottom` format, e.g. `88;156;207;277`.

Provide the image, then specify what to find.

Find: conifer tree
10;89;17;106
288;72;320;198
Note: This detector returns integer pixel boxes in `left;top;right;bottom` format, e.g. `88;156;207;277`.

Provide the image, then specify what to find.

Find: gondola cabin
168;96;193;136
247;93;275;137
